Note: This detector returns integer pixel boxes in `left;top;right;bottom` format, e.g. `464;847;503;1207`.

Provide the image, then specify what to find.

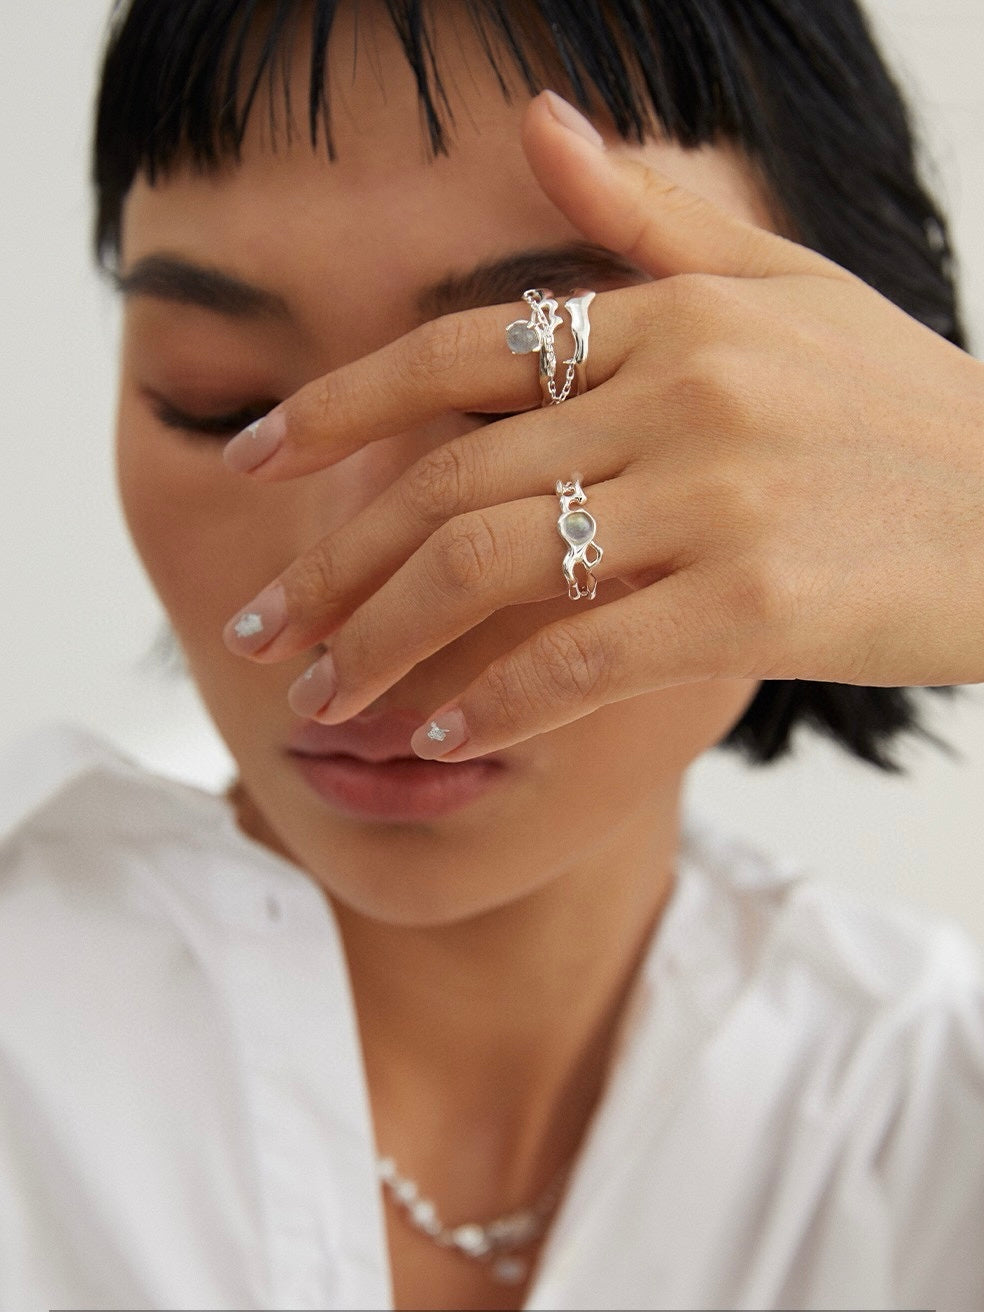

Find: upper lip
286;710;503;765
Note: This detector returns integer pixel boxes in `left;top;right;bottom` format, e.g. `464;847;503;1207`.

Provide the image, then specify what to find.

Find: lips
285;709;508;821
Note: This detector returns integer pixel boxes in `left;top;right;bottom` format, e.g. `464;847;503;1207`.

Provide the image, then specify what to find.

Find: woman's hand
221;91;984;761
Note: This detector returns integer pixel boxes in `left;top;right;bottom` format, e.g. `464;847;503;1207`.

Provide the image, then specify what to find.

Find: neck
331;790;681;1213
230;775;682;1213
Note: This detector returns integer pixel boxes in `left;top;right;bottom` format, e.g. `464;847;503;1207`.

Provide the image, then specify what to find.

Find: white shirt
1;724;982;1312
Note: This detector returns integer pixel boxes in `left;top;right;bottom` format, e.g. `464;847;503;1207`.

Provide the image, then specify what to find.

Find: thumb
521;90;840;282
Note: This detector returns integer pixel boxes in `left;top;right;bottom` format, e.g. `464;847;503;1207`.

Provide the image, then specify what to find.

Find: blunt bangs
93;0;770;267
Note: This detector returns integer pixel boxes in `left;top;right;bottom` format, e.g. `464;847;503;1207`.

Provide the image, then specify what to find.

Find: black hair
93;0;962;771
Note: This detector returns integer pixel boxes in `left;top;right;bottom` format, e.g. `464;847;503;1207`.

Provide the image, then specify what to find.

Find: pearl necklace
377;1154;567;1286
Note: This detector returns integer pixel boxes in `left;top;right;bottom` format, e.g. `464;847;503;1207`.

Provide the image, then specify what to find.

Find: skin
114;6;984;1310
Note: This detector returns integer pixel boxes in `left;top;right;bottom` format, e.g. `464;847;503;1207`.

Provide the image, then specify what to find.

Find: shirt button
265;893;283;923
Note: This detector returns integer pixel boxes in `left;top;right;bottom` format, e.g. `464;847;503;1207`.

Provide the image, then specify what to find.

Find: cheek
533;676;758;815
115;391;296;647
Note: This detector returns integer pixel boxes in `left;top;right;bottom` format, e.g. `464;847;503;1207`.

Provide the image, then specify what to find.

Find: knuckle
430;512;501;594
658;270;716;312
720;553;791;636
713;555;808;680
658;564;757;679
625;173;695;265
639;169;707;224
311;368;348;436
664;344;754;436
690;463;767;542
282;540;343;621
333;607;376;681
409;312;476;382
528;623;610;705
401;443;474;528
480;658;529;729
657;272;740;340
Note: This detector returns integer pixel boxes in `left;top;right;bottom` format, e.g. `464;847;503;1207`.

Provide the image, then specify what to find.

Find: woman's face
116;6;764;927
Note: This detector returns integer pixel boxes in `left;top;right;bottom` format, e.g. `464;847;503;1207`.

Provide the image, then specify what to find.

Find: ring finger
284;469;691;725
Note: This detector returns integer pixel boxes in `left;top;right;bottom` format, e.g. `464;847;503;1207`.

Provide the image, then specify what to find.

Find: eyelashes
150;398;279;438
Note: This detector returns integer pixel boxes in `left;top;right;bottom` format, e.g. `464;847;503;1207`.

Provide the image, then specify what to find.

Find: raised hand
221;91;984;762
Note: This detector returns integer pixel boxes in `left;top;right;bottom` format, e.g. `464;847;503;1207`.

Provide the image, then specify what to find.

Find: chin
229;749;555;929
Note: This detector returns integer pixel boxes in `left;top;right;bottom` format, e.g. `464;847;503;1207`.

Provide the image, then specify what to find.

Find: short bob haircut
93;0;961;771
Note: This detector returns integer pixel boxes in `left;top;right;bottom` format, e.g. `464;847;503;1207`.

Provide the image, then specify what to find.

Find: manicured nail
542;90;604;150
223;582;288;654
411;708;469;760
287;653;337;718
224;409;286;473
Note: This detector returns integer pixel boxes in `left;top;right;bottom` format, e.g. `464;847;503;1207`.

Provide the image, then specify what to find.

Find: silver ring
506;288;594;406
556;477;603;601
506;288;562;406
562;289;595;399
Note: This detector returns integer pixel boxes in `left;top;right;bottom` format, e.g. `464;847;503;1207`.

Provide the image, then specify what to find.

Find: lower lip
290;753;507;822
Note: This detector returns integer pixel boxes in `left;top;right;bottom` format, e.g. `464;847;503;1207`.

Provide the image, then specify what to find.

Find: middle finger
222;385;632;662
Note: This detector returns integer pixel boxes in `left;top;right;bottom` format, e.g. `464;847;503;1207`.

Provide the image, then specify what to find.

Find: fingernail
542;90;604;150
411;708;469;760
224;409;286;474
288;653;337;718
223;582;288;654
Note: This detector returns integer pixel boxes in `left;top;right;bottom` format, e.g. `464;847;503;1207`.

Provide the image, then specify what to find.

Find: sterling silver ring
506;288;562;406
563;289;595;399
506;288;595;406
556;477;603;600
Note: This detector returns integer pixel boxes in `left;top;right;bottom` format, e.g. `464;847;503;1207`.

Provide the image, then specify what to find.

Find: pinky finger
410;570;746;761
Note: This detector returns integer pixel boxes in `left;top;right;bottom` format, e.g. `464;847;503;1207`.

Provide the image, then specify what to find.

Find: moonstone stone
558;510;596;546
505;320;540;354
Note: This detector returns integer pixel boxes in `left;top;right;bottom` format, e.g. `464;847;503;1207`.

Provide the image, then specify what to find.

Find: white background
1;1;982;940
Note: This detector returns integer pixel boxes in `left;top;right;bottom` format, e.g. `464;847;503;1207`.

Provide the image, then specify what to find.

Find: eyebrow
114;242;645;322
416;243;646;318
114;256;291;320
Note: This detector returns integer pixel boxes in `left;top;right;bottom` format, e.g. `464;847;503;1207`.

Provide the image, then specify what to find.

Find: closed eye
151;398;518;438
150;397;281;438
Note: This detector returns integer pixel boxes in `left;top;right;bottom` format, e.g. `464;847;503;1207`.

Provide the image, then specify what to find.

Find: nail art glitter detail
411;708;469;759
223;582;289;655
234;613;265;640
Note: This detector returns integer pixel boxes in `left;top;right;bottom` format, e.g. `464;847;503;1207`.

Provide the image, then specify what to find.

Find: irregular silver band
506;287;594;406
563;289;595;399
556;477;603;601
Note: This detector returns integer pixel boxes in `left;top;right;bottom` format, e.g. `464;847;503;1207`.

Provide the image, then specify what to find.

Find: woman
1;1;982;1309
